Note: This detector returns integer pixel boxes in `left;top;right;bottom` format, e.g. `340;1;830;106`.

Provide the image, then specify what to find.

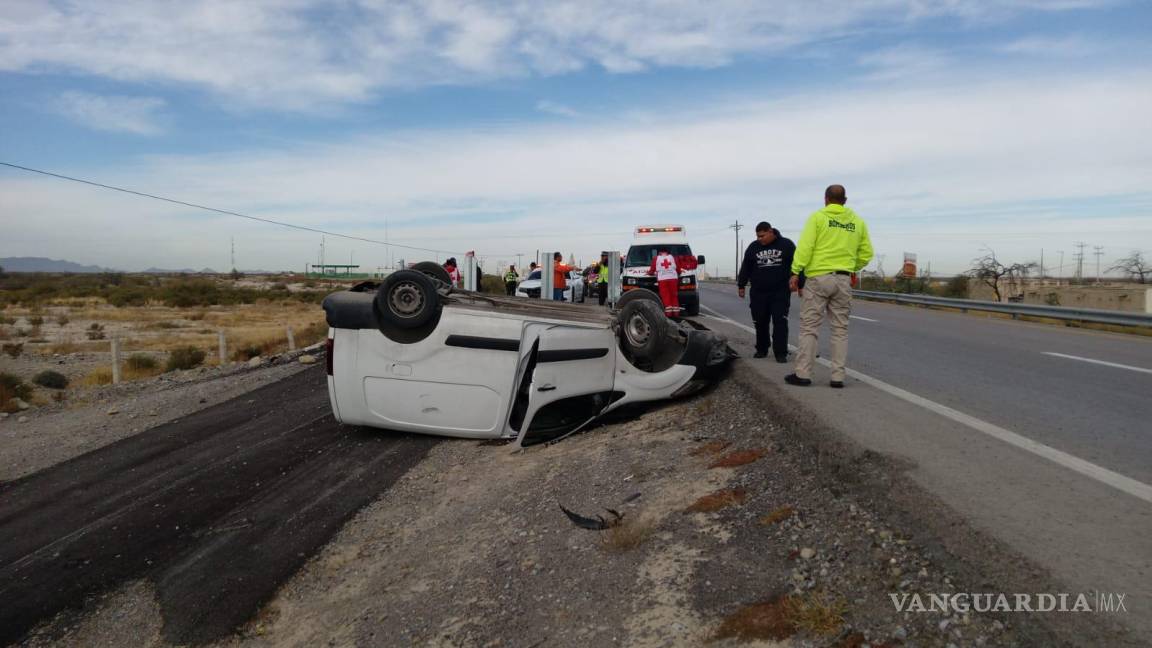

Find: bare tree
968;249;1036;302
1109;251;1149;284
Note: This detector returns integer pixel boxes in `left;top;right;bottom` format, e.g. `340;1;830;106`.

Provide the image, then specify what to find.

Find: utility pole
230;237;236;273
1040;248;1044;280
1058;250;1064;283
1073;242;1086;283
1093;246;1105;283
730;220;743;278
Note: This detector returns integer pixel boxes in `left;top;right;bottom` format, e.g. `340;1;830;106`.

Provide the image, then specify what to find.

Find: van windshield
626;244;693;267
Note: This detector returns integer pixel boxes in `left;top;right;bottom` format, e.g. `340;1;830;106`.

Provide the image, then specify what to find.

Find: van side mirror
697;255;706;265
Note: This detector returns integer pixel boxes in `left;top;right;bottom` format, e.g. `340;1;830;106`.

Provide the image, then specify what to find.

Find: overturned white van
321;262;735;447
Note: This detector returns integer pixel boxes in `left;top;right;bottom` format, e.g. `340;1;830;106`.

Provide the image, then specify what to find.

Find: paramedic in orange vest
648;248;680;317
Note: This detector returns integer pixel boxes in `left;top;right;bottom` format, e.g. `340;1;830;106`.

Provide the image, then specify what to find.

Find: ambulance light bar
636;226;684;234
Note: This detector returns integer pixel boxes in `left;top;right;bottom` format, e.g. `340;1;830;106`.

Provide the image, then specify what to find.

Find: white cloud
0;0;1118;109
52;91;167;135
536;100;579;118
996;34;1103;57
857;44;951;81
3;70;1150;274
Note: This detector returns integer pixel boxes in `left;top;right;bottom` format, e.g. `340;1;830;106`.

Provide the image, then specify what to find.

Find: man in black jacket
737;221;796;361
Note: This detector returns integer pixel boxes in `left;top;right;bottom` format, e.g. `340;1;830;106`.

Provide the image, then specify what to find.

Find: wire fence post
218;330;227;364
110;336;121;385
286;325;296;351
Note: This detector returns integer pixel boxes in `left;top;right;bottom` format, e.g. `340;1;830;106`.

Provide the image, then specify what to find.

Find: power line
0;161;524;258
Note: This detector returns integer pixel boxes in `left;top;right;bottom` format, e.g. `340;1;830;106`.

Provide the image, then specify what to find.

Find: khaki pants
794;273;852;381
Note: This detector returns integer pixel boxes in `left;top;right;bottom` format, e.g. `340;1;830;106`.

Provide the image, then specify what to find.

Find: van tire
410;261;453;287
618;300;670;360
375;270;440;331
614;288;661;311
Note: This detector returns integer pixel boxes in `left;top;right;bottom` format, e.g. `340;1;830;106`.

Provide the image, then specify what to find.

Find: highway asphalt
698;283;1152;484
696;282;1152;639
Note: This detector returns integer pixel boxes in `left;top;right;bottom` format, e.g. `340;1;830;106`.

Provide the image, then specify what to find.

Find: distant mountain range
0;257;234;274
0;257;110;273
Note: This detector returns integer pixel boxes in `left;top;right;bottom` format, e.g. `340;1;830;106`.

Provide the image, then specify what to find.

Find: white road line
1041;352;1152;376
700;308;1152;505
850;315;879;322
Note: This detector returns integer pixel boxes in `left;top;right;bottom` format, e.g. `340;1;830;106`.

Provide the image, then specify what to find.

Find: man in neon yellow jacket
785;184;873;388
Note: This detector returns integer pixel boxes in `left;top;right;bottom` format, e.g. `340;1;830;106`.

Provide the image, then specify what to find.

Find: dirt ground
0;346;321;482
15;363;1102;648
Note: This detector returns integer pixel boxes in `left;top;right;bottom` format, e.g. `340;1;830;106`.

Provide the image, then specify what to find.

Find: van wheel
614;288;661;311
410;261;452;288
376;270;440;331
619;300;669;360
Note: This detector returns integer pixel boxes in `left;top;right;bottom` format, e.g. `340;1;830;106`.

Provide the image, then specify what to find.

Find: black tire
618;300;670;360
410;261;452;287
614;287;662;310
375;270;439;330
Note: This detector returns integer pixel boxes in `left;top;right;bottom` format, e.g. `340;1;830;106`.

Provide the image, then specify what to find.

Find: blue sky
2;0;1151;275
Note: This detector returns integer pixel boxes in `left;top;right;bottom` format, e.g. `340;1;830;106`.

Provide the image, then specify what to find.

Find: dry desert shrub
599;516;656;553
124;354;163;380
714;595;797;642
49;338;82;355
166;346;206;372
81;367;114;387
786;590;848;637
32;370;69;389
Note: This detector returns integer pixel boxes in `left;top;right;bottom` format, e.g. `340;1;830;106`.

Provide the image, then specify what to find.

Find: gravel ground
0;346;322;482
23;363;1114;647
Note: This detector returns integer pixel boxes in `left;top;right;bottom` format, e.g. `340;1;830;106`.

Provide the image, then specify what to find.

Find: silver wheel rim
389;281;425;318
625;313;651;347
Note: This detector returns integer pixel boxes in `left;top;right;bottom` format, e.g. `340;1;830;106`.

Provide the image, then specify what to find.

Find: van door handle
537;384;556;392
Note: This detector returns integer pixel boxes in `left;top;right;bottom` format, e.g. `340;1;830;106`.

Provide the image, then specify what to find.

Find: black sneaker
784;374;812;386
752;351;768;358
775;355;788;364
830;380;844;389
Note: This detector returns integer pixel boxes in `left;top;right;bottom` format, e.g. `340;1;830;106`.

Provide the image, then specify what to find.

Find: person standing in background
597;253;610;306
552;252;573;301
737;222;795;361
443;257;461;287
785;184;873;388
503;264;519;296
648;248;680;317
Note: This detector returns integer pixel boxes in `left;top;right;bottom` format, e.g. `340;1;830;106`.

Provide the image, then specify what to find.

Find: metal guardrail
852;290;1152;328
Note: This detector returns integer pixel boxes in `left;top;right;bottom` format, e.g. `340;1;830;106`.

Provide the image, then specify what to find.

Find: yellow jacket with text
790;204;873;277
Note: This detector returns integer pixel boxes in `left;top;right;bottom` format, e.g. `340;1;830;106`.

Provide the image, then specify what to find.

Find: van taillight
325;337;334;375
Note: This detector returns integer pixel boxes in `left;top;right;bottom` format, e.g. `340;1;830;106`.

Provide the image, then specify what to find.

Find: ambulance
621;225;705;316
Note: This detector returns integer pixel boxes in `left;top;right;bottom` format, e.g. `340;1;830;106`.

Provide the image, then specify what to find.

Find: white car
515;269;585;303
322;262;735;447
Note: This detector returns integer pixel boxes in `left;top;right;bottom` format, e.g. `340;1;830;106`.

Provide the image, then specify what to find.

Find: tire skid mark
0;366;438;646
